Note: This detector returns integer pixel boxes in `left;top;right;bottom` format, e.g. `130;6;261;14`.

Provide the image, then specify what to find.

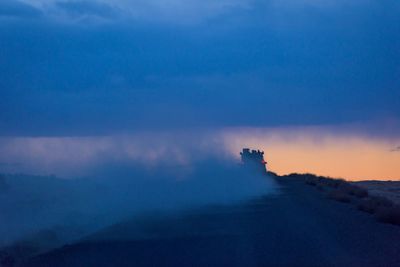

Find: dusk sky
1;0;400;179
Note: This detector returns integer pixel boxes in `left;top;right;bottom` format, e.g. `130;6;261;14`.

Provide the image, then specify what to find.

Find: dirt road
25;177;400;267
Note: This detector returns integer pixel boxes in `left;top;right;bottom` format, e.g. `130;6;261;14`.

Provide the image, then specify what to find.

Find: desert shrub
267;171;278;177
287;173;302;178
339;183;368;198
316;184;325;191
350;186;368;198
326;179;346;189
301;173;326;186
305;176;318;186
328;189;352;203
375;205;400;226
303;175;350;191
316;177;328;186
288;173;320;179
357;196;393;214
358;199;377;213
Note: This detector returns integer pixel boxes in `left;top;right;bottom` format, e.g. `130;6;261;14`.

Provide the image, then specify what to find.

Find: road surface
24;176;400;267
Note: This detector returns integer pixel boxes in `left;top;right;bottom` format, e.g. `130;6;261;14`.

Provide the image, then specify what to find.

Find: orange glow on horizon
223;128;400;181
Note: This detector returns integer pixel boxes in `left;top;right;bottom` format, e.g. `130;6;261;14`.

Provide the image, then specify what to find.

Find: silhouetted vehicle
240;148;267;174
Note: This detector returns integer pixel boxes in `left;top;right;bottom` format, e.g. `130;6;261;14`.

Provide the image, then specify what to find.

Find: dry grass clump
375;205;400;226
357;195;400;226
352;193;400;226
302;174;368;199
357;196;393;214
328;189;352;203
320;178;346;189
297;174;326;186
337;183;368;198
302;174;345;188
287;172;400;226
316;184;325;191
299;173;370;205
305;176;318;186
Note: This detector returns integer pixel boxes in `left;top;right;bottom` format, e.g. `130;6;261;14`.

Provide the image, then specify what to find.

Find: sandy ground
355;181;400;205
24;177;400;267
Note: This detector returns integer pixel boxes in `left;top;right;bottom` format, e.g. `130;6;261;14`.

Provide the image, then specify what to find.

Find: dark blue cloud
0;1;399;136
0;0;42;19
55;0;119;20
